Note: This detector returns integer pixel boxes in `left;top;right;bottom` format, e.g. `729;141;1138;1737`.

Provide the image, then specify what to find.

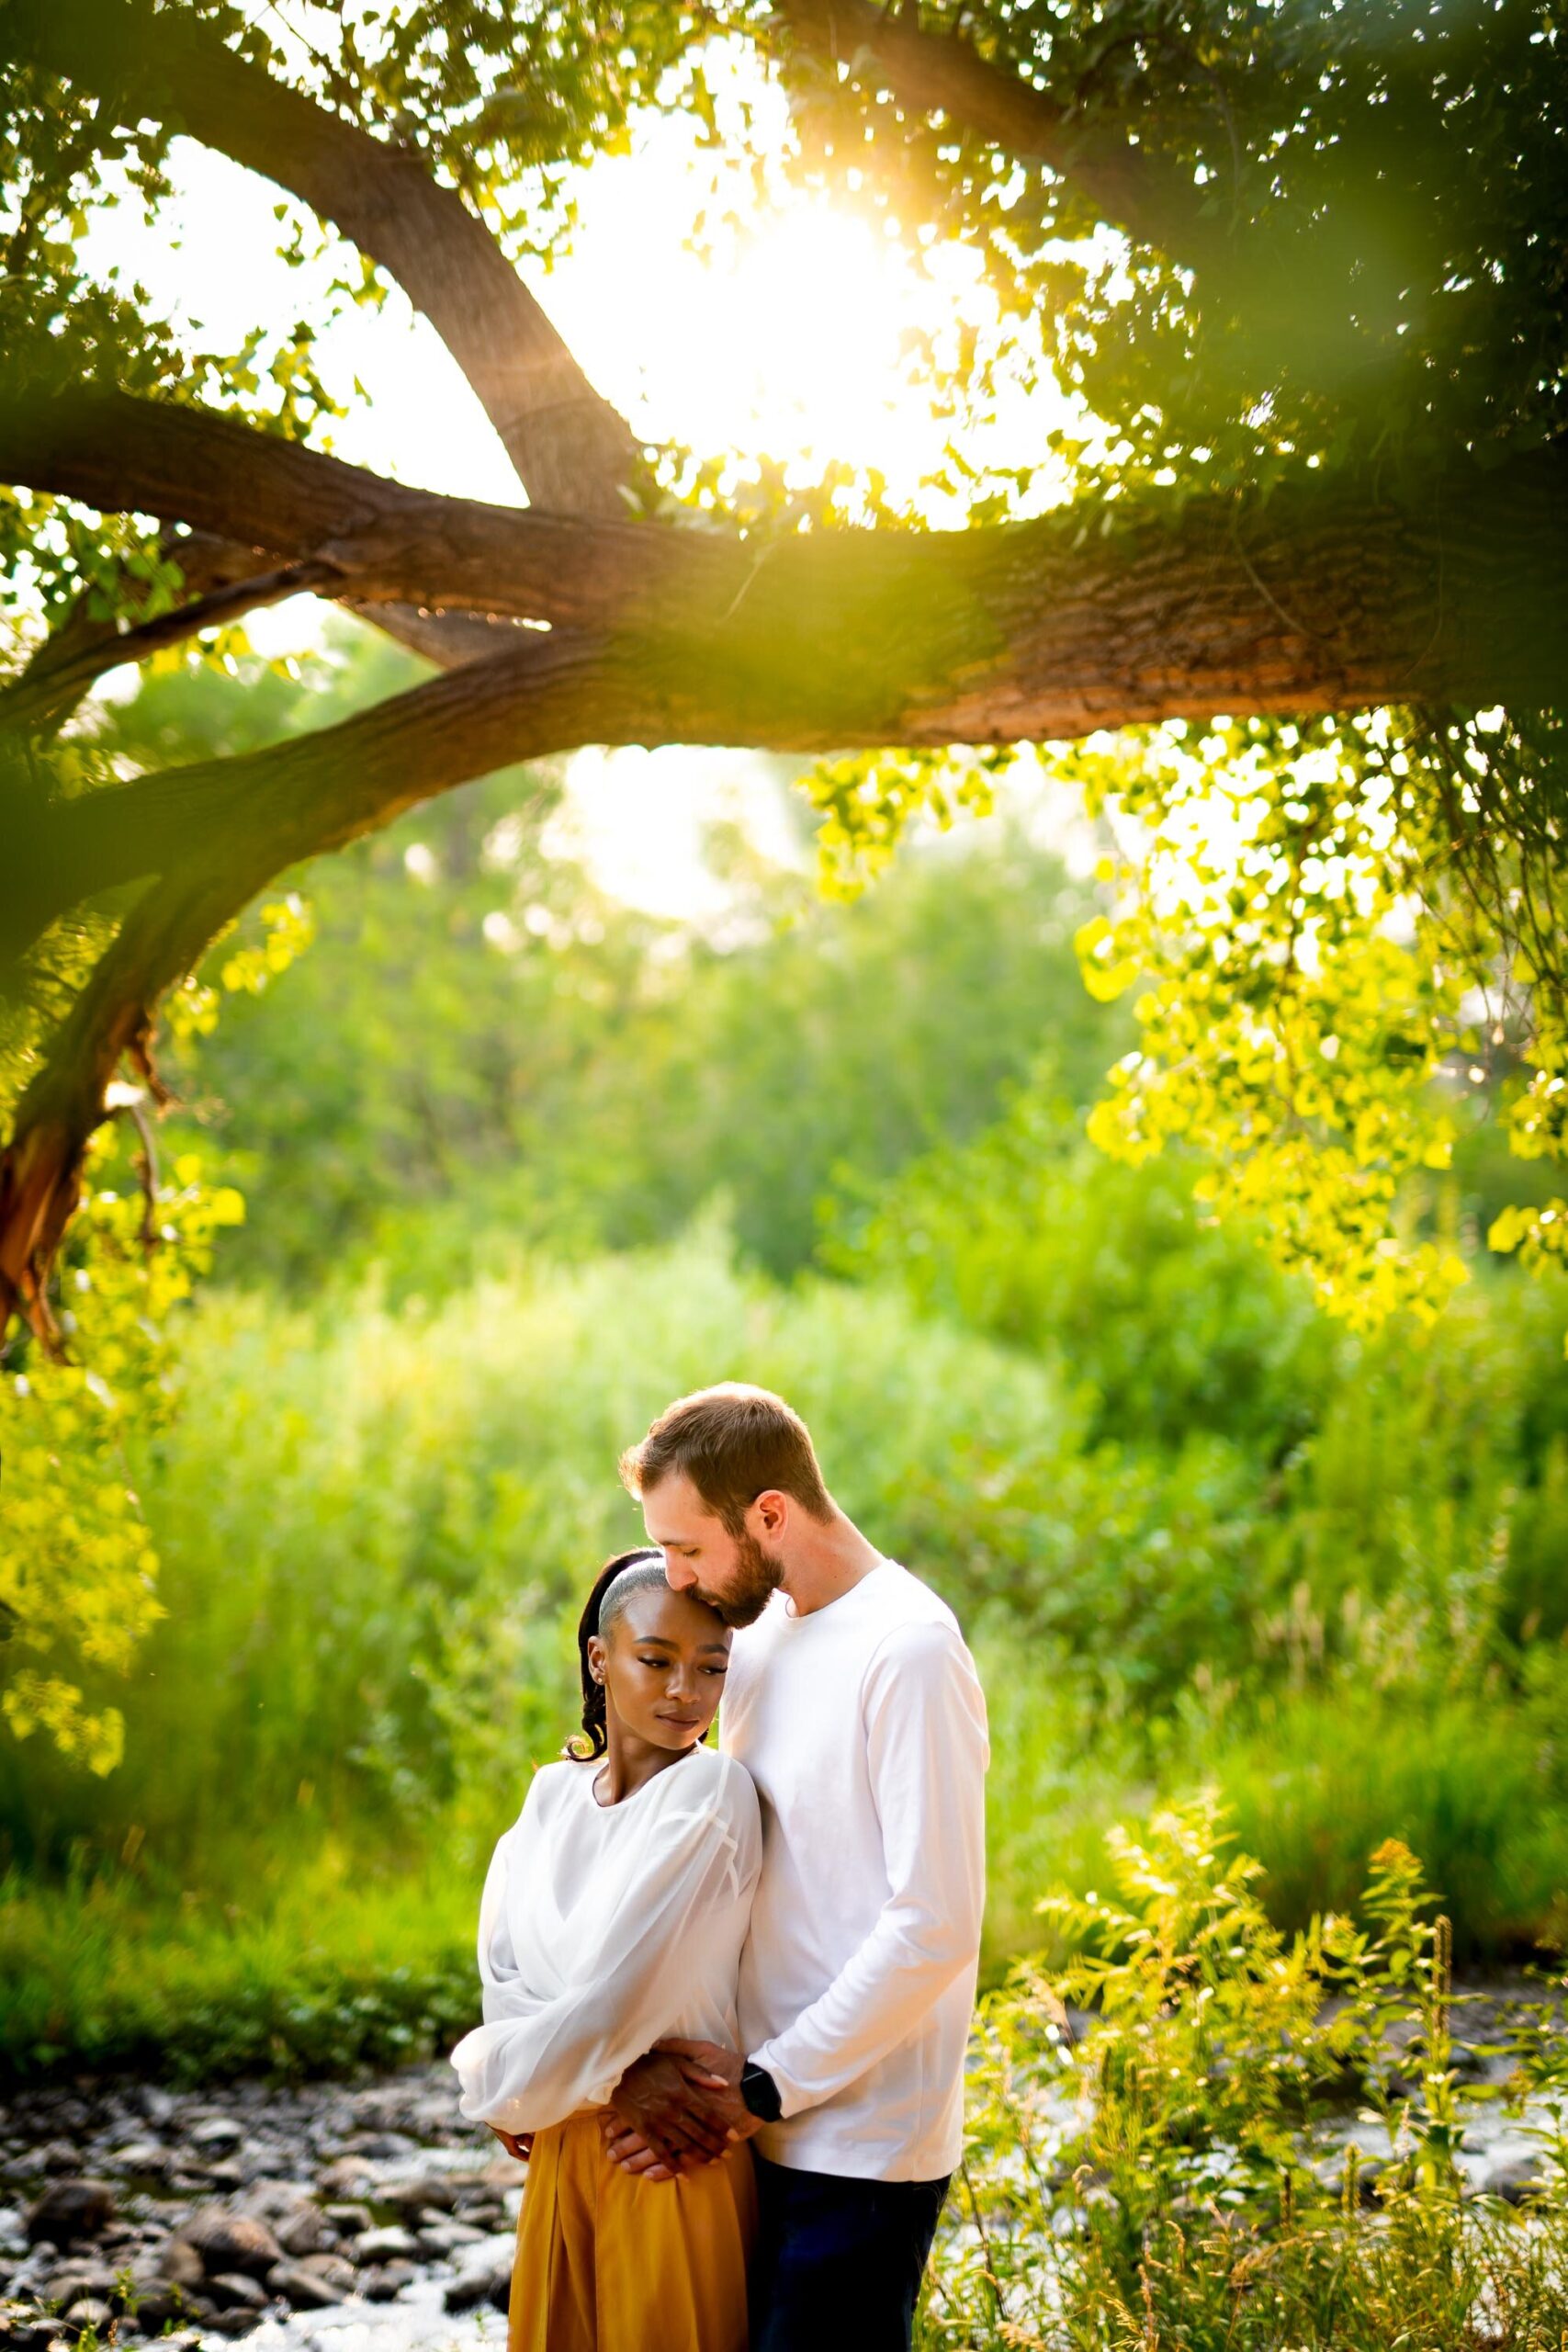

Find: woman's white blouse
450;1745;761;2135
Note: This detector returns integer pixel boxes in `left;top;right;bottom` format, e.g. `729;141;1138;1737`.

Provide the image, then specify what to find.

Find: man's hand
654;2039;761;2144
606;2051;736;2178
488;2125;533;2163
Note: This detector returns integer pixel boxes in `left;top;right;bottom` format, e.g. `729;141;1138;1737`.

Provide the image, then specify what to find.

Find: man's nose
662;1552;694;1592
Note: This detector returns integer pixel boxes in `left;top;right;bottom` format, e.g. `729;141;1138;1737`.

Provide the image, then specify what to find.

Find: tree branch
11;0;639;516
0;382;717;632
0;555;343;735
773;0;1214;260
7;436;1564;971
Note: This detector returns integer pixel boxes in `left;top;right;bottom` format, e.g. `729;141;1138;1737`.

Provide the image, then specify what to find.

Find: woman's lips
657;1713;703;1729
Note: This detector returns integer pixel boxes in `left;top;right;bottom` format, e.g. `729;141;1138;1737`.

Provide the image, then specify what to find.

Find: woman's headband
595;1550;666;1635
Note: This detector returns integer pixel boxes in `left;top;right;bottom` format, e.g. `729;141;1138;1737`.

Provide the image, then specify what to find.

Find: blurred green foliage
127;627;1117;1289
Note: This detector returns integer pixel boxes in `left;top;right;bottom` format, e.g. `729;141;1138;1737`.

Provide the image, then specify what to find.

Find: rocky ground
0;1982;1559;2350
0;2065;519;2351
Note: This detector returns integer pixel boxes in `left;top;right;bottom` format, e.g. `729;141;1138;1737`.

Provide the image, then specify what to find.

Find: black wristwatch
739;2061;783;2123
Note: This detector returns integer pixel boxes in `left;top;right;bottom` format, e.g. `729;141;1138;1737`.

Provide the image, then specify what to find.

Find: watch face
741;2064;781;2122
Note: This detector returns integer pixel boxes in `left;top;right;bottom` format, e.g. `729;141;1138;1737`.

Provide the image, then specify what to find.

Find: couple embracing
451;1384;989;2352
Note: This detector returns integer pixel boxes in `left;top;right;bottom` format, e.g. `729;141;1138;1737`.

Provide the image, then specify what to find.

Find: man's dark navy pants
749;2153;950;2352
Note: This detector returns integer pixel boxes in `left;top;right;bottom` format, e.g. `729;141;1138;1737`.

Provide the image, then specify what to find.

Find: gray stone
182;2210;283;2279
381;2174;459;2219
321;2201;372;2234
123;2283;191;2333
107;2144;168;2179
264;2261;346;2311
455;2199;505;2230
25;2185;115;2248
1;2316;59;2352
418;2220;489;2254
206;2272;269;2312
154;2239;206;2290
187;2120;244;2155
363;2261;416;2303
444;2256;512;2315
236;2180;314;2222
296;2253;355;2293
1486;2154;1546;2204
197;2162;246;2193
272;2204;329;2257
41;2264;117;2309
204;2306;263;2336
63;2295;112;2334
316;2162;371;2199
351;2224;420;2266
341;2132;416;2161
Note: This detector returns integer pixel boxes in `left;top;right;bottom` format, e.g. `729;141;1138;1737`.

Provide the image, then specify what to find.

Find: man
605;1384;989;2352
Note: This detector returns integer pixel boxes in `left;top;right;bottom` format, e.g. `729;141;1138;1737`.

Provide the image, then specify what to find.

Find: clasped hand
601;2040;760;2182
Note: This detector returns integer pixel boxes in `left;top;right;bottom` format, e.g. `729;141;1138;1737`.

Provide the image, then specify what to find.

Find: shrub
928;1801;1568;2350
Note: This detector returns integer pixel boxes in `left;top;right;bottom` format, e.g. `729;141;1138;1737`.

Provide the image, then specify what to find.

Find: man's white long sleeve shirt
723;1559;988;2181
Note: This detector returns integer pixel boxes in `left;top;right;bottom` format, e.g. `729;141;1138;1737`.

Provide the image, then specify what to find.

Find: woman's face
587;1582;732;1753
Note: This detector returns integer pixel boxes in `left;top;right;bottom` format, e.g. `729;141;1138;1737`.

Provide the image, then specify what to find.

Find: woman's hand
490;2125;533;2163
606;2051;733;2176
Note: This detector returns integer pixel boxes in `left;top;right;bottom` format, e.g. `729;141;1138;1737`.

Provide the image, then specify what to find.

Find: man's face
640;1472;784;1629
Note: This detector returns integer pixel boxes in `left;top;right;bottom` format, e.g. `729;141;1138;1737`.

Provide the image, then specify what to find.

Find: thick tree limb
774;0;1213;259
11;0;638;516
10;388;1566;748
0;384;718;633
2;517;527;739
6;437;1565;971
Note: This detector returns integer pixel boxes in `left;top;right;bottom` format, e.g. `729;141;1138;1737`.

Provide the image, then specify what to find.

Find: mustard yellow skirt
508;2110;755;2352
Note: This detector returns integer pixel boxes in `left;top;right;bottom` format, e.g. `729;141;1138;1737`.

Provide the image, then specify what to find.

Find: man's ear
752;1489;789;1539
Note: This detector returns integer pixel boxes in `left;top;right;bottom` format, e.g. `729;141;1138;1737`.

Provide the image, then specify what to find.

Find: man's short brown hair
619;1384;832;1535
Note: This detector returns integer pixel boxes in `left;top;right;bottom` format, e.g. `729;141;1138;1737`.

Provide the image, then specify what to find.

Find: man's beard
699;1532;784;1629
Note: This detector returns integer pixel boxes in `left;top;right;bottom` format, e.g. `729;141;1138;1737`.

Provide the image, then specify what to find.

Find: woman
451;1548;761;2352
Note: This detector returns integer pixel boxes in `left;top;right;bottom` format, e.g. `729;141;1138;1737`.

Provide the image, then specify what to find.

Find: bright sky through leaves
77;63;1074;910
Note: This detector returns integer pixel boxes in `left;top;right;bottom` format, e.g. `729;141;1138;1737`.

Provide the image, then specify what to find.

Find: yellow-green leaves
1060;712;1564;1329
0;1130;245;1775
793;712;1565;1334
803;745;1014;898
165;894;316;1041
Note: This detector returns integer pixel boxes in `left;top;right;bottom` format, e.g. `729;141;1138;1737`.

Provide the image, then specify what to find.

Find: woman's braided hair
564;1547;664;1762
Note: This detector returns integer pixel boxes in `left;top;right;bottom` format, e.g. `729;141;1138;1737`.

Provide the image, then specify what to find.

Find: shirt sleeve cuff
745;2041;814;2121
